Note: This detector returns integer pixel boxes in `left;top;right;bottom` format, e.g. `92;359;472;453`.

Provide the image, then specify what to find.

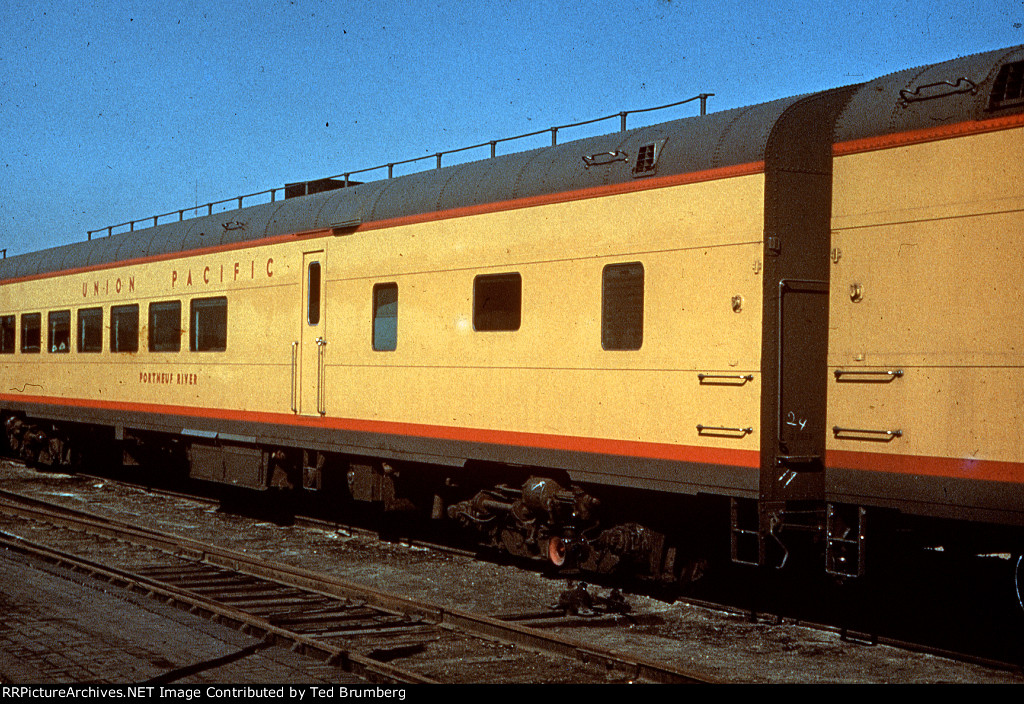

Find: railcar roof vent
285;177;361;199
988;60;1024;111
632;139;666;177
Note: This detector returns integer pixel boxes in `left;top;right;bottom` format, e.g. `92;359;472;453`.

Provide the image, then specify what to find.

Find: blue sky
2;0;1021;256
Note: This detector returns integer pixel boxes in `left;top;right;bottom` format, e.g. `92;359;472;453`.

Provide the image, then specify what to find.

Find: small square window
149;301;181;352
20;313;41;354
473;273;521;332
48;310;71;353
190;297;227;352
373;283;398;351
110;305;139;353
78;308;103;353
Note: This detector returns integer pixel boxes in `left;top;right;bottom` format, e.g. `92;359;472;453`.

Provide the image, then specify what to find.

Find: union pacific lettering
82;275;135;298
171;257;274;288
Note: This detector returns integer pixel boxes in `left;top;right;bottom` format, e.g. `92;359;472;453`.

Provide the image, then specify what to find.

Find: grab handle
832;426;902;441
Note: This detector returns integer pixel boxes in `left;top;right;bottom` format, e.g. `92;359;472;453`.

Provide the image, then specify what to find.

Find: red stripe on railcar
0;393;761;470
833;112;1024;156
827;449;1024;484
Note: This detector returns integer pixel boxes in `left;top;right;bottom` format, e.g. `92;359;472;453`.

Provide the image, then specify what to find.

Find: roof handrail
87;93;713;240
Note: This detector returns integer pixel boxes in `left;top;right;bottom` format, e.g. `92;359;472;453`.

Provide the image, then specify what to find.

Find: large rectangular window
372;283;398;351
473;272;521;331
602;262;644;350
48;310;71;353
110;305;139;353
149;301;181;352
0;315;14;354
78;308;103;352
190;297;227;352
20;313;41;353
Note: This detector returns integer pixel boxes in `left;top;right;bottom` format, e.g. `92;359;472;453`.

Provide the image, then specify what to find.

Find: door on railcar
297;251;327;416
772;278;829;494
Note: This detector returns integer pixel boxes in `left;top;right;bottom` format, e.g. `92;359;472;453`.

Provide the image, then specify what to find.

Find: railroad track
0;489;717;685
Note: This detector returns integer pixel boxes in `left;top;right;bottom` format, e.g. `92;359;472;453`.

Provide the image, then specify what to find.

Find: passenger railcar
2;46;1023;594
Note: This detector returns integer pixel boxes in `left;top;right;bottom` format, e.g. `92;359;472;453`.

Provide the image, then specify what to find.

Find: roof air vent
285;177;361;199
988;61;1024;111
632;139;666;177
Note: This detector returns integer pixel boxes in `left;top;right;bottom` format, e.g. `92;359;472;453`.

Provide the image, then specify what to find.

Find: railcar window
149;301;181;353
473;273;522;331
602;262;644;350
190;297;227;352
307;262;321;326
77;308;103;352
0;315;14;354
20;313;41;354
372;283;398;351
110;305;139;353
47;310;71;353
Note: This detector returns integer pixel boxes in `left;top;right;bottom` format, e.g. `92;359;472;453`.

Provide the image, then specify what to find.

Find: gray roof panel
82;235;121;269
835;45;1024;143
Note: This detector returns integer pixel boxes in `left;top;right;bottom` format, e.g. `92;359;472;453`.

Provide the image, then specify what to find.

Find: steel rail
0;489;717;684
0;529;433;684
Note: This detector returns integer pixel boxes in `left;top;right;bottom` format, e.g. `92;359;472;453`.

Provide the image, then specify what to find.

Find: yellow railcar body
828;122;1024;502
1;244;299;413
1;173;766;487
326;177;764;444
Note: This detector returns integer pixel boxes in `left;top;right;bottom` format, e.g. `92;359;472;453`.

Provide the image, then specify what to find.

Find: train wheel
548;536;567;567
